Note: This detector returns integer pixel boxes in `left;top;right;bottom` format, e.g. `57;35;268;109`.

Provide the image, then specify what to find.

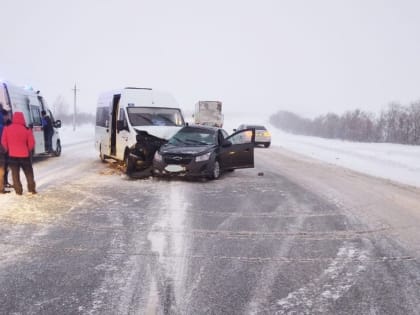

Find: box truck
193;101;223;127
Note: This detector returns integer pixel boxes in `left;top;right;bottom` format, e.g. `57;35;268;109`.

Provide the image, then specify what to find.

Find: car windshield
168;126;217;146
127;107;184;126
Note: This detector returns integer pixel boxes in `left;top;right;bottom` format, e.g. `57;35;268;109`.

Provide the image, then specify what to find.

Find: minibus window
30;106;42;126
119;108;128;129
96;107;109;127
127;107;184;127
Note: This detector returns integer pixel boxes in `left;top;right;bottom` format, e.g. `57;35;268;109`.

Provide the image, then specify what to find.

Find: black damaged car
153;125;255;179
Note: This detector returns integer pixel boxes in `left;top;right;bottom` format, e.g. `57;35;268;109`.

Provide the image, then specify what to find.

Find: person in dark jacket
1;112;37;195
41;110;53;153
0;108;9;193
1;108;12;190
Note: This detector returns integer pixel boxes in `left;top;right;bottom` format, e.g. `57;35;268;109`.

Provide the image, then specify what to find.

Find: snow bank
59;124;95;146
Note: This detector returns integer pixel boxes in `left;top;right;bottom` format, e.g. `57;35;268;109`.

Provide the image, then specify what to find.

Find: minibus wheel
124;151;136;175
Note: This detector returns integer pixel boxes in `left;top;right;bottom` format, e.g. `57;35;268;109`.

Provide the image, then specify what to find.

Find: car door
219;128;255;169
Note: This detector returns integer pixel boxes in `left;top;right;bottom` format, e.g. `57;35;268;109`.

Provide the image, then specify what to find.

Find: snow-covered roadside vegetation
270;102;420;145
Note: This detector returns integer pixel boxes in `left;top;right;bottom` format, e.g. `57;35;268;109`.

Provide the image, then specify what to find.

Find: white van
95;87;185;173
0;81;62;156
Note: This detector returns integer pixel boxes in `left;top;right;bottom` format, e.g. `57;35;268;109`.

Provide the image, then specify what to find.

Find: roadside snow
59;124;95;146
0;124;95;208
270;130;420;188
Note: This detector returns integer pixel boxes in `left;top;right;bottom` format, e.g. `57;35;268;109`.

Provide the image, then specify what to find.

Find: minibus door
29;104;45;154
110;94;120;157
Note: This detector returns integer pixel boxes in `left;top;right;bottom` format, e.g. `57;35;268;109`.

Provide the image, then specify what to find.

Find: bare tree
408;101;420;144
52;95;70;117
270;100;420;145
50;95;94;126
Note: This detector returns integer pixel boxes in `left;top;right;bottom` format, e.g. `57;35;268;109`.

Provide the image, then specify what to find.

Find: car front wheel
209;160;221;180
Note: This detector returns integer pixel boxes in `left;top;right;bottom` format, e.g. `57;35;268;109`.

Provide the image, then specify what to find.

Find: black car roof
243;125;266;130
184;124;221;131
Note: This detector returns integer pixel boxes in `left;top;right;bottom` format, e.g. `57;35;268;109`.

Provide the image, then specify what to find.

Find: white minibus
95;87;185;174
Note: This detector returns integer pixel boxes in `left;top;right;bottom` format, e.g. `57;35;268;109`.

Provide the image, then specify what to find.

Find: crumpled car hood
134;126;182;140
160;144;214;156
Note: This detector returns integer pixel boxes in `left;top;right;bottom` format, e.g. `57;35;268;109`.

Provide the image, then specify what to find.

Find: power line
72;83;79;131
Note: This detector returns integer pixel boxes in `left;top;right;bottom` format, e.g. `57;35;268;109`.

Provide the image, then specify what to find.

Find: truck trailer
193;101;223;127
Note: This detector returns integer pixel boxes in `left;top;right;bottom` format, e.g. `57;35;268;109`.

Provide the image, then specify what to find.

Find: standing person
41;110;53;153
0;108;9;193
1;112;37;195
2;109;12;188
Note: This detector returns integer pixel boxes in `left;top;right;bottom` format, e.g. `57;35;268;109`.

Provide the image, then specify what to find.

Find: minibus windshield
127;107;184;126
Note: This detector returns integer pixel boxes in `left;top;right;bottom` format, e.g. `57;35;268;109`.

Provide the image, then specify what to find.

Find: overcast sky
1;0;420;118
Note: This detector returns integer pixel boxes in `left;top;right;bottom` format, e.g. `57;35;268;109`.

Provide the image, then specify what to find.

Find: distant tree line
269;101;420;145
51;95;95;126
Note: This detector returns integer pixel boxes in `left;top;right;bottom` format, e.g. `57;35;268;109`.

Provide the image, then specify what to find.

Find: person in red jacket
1;112;37;195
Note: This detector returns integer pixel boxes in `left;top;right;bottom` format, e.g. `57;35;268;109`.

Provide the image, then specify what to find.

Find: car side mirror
222;140;232;147
54;120;62;128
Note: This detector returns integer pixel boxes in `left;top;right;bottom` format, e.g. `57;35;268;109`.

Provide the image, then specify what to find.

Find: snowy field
59;124;95;146
60;113;420;189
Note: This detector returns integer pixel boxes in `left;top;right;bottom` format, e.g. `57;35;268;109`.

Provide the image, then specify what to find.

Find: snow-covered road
0;132;419;314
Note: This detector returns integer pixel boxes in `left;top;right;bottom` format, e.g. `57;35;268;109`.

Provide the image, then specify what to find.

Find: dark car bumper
153;159;212;177
255;141;270;146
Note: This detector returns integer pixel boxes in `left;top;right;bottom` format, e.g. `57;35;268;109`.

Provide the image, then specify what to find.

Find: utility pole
72;83;79;131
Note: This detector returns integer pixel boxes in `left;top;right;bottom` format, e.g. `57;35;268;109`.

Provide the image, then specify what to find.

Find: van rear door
28;102;45;154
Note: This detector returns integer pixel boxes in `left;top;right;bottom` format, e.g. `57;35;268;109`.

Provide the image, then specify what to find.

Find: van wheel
53;140;61;156
124;152;136;175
